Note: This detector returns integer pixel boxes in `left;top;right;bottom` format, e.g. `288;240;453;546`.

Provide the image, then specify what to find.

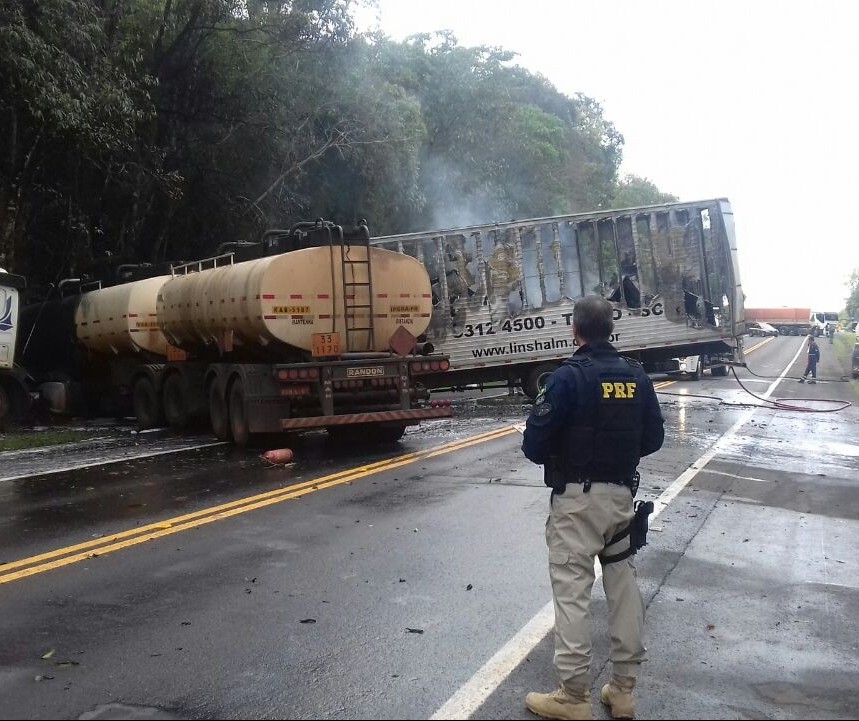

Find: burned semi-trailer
371;198;746;395
19;221;453;444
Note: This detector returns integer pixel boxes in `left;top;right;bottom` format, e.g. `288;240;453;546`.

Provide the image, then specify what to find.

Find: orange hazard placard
312;332;342;357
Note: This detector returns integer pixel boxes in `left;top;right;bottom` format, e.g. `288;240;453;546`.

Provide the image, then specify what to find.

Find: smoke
420;154;515;232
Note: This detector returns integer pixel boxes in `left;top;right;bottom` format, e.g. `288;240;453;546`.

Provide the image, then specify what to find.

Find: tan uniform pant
545;482;647;691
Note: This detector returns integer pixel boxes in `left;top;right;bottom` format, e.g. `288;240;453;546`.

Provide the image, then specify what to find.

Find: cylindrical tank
75;276;171;357
157;246;432;356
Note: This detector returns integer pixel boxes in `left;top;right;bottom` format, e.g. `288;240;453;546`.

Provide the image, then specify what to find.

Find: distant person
798;335;820;384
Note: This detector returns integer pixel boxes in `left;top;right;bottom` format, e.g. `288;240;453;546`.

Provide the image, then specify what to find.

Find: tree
611;174;677;208
0;0;154;277
0;4;654;288
845;268;859;322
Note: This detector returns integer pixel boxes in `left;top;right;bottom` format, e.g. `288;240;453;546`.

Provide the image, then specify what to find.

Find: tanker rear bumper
280;406;452;430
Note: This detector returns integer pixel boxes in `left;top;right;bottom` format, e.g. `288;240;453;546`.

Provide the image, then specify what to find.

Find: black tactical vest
549;353;645;482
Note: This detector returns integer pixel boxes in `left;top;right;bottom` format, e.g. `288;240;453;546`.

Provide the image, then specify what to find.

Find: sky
353;0;859;312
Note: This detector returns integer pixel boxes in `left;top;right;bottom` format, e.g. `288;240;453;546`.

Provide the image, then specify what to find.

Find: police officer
522;295;664;721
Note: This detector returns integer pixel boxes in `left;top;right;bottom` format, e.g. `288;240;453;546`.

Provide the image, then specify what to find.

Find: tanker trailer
18;274;172;420
156;220;452;446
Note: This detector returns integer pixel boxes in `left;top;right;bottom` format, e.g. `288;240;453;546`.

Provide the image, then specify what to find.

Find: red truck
745;307;811;336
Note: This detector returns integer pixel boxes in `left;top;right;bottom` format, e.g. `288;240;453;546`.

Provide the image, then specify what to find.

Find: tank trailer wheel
133;376;163;430
229;378;251;448
163;374;189;430
208;382;231;442
374;424;407;443
0;383;10;429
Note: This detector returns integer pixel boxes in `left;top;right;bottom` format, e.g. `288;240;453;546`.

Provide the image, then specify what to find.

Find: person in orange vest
798;335;820;384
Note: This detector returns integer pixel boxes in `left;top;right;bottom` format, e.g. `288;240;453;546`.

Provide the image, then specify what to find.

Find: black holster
631;499;654;551
600;499;655;565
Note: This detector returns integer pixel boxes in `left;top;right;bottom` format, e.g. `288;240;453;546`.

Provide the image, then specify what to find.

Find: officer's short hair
574;295;614;342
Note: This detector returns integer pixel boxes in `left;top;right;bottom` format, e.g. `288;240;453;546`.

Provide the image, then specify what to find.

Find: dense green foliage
611;174;678;208
0;0;670;288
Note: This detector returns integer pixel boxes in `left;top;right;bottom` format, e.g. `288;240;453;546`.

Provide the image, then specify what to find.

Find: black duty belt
549;472;640;498
569;478;631;487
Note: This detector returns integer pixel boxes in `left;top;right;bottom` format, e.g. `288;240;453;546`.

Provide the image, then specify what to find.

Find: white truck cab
0;267;28;424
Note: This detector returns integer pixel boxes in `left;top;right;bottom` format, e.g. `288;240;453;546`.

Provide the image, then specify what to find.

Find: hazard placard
312;332;342;357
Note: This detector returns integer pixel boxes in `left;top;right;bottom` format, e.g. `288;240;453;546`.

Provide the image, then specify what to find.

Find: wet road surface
1;334;857;720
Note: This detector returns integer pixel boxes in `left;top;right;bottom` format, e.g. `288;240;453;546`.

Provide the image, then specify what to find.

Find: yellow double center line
1;426;517;586
744;336;775;355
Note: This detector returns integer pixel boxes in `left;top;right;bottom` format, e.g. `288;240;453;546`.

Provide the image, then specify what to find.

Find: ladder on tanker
340;237;376;352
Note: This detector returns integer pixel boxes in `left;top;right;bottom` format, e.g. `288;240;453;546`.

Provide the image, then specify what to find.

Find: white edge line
430;338;806;720
0;442;228;484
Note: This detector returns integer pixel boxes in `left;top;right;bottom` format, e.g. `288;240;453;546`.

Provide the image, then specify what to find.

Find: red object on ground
261;448;294;464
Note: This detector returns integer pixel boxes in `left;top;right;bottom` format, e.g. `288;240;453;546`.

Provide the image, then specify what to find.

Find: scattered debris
466;584;473;591
405;628;424;634
41;649;56;660
300;618;317;624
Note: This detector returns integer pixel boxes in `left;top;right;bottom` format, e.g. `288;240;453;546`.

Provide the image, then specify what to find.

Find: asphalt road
1;335;857;720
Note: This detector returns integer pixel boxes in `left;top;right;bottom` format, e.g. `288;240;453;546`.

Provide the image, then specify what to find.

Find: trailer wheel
711;364;729;377
133;376;162;430
163;374;189;430
523;363;558;400
689;357;702;381
208;382;231;442
229;378;250;447
0;383;10;429
374;424;407;443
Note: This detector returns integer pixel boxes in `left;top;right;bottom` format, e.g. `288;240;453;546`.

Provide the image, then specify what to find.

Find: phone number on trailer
453;303;664;338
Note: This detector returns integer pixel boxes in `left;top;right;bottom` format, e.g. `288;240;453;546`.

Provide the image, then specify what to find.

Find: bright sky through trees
355;0;859;311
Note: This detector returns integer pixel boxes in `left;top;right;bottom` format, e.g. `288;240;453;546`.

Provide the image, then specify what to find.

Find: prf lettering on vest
602;381;637;399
